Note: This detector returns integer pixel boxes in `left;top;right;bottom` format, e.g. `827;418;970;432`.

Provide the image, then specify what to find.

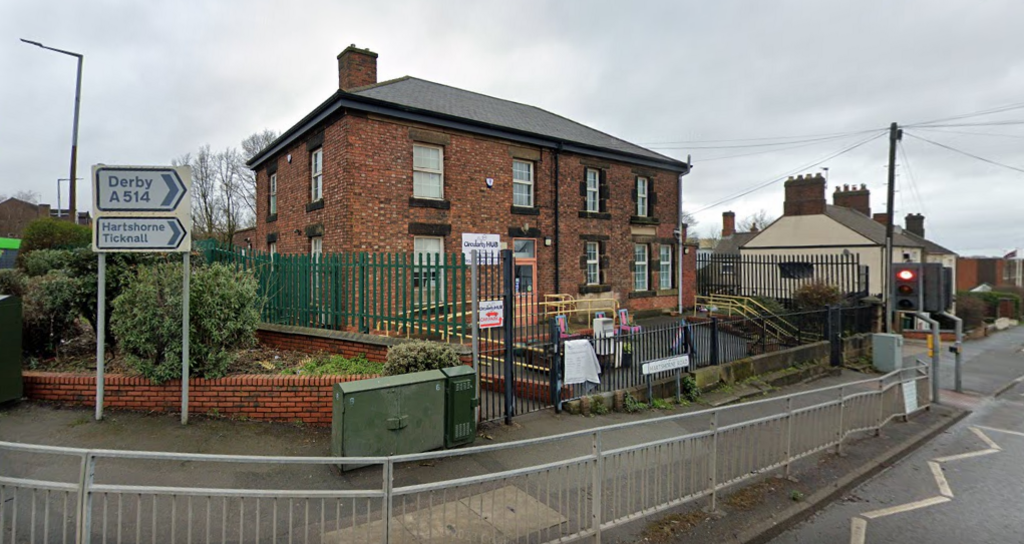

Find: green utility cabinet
0;296;23;404
332;370;446;469
442;365;477;448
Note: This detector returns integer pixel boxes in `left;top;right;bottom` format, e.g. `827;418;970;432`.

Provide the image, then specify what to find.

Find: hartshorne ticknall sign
91;164;194;425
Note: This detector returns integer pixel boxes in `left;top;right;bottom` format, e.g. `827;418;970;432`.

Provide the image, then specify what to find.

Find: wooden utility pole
884;122;902;333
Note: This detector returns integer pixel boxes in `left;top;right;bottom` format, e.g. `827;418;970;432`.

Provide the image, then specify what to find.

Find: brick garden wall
22;372;376;426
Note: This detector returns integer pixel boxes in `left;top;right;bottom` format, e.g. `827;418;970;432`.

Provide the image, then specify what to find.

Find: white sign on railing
642;355;690;375
902;380;918;413
479;299;504;329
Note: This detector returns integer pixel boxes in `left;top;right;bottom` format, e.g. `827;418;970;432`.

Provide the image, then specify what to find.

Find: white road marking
969;426;1002;450
861;496;952;519
928;461;953;498
848;420;1008;542
932;448;1000;463
850;517;868;544
975;425;1024;439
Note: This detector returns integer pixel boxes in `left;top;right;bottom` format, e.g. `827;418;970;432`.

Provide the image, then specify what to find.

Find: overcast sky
2;0;1022;256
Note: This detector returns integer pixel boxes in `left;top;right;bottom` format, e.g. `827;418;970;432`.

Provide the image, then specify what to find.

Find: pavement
2;326;1020;543
766;325;1024;544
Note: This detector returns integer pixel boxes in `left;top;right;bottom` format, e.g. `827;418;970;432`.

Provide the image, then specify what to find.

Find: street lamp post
21;39;83;222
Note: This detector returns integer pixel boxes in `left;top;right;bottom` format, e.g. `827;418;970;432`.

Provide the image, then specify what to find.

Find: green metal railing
201;242;471;338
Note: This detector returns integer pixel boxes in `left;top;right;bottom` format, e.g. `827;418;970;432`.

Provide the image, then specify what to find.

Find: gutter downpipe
554;144;562;293
678;156;693;315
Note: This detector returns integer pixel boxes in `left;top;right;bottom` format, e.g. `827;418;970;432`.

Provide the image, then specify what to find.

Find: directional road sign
94;217;188;251
94;166;187;212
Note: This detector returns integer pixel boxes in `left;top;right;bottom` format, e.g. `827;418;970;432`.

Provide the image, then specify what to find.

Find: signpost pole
470;250;480;424
95;253;105;421
182;251;190;425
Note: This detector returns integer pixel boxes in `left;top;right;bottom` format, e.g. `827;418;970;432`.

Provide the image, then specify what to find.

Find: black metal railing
697;253;869;308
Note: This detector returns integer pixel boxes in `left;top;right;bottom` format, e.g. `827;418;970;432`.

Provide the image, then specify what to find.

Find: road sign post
92;165;192;423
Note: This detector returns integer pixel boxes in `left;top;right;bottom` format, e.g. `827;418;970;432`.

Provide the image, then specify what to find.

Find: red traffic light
896;269;916;281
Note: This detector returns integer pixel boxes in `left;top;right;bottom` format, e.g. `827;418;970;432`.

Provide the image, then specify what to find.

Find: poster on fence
479;299;504;329
902;380;918;413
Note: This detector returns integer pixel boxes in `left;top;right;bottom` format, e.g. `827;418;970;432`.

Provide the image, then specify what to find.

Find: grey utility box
0;295;23;404
872;333;904;372
332;370;446;470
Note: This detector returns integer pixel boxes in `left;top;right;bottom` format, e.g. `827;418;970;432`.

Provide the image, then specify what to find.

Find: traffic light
922;263;954;313
892;263;922;312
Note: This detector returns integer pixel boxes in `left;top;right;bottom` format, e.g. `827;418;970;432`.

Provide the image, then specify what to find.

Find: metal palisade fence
202;242;472;339
697;252;869;308
0;363;929;544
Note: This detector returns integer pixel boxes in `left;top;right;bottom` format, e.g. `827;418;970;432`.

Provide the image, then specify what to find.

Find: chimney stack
872;213;889;226
783;173;826;216
905;213;925;238
337;45;378;91
722;211;736;237
833;183;871;217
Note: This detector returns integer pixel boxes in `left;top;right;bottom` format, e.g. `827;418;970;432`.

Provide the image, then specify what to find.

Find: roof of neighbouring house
714;232;757;255
823;205;924;248
901;230;956;256
248;76;688;171
0;238;21;250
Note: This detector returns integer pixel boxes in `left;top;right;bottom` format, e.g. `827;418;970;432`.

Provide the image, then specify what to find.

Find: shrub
16;218;91;267
0;269;26;297
955;296;987;330
958;290;1022;319
751;296;787;317
20;249;76;277
22;271;82;356
281;354;382;376
681;375;701;402
111;262;261;383
383;341;462;376
792;281;843;310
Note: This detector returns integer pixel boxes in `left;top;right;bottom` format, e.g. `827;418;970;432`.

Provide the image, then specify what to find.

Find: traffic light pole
939;312;963;393
915;312;941;404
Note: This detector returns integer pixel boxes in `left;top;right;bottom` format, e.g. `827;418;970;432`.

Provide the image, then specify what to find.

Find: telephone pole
884;122;902;333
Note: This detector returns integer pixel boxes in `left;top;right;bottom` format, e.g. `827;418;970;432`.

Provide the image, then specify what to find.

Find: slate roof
714;232;757;255
901;230;957;256
823;205;924;248
248;77;687;170
350;77;676;163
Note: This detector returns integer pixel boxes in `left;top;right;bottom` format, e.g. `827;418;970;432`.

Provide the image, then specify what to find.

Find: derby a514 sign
92;165;192;253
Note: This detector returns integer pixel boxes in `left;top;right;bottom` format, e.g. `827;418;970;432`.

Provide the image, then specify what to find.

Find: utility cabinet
0;296;22;404
442;365;477;448
872;333;904;372
332;370;446;469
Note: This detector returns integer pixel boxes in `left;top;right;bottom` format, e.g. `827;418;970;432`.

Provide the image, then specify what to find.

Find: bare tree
10;190;40;203
737;209;776;232
217;147;244;242
237;129;280;221
187;145;222;240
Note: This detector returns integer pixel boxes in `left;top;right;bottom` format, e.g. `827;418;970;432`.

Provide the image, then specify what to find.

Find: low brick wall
22;372;378;426
255;324;473;365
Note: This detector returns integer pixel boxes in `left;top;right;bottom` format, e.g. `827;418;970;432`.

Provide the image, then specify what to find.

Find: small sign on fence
479;299;504;329
642;355;690;375
902;380;918;413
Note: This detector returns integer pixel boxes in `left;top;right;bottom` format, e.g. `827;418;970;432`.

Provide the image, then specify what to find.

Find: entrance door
513;239;538;327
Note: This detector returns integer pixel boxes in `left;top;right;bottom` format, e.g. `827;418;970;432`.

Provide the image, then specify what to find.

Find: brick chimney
833;183;871;217
337;45;378;91
905;213;925;238
783;173;826;216
37;203;50;218
722;211;736;237
873;213;889;225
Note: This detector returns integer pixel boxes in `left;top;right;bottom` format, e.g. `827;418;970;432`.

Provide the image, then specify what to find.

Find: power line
897;140;927;217
647;133;868;150
638;128;882;146
910;119;1024;129
914;127;1024;140
697;132;871;162
692;131;886;214
904;132;1024;175
906;101;1024;127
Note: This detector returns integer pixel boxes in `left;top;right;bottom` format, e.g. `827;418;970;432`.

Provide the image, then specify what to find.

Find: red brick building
0;197;91;238
248;46;695;314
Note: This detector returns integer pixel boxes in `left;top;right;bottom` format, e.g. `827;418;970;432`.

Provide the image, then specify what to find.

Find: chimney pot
783;172;826;216
722;211;736;237
833;182;871;217
905;213;925;238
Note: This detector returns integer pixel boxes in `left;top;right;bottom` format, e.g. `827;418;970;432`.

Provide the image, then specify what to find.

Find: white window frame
310;149;323;202
513;160;534;208
659;245;672;290
586;242;600;285
413;144;444;199
636;177;648;217
311;236;323;260
414;236;445;304
585;168;600;212
634;244;649;291
269;173;278;215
